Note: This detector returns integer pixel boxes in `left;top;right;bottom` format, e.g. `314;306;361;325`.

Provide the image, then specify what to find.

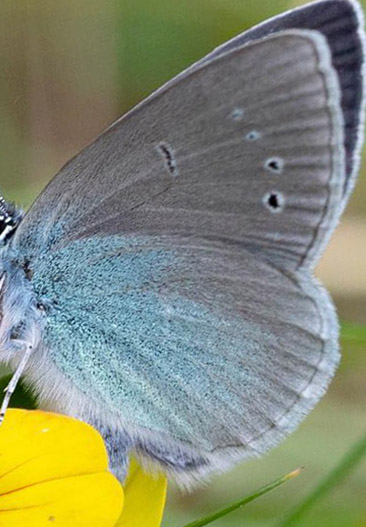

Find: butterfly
0;0;364;486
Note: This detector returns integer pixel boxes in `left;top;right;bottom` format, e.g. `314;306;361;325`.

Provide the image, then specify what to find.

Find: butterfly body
0;0;364;486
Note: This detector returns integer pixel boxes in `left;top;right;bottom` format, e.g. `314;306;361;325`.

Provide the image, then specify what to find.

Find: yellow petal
116;458;167;527
0;409;109;492
0;409;124;527
0;473;122;527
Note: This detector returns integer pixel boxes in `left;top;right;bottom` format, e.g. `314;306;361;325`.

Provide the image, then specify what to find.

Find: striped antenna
0;196;23;242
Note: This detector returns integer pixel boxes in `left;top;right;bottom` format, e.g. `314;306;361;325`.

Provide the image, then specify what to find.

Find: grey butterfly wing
12;22;364;479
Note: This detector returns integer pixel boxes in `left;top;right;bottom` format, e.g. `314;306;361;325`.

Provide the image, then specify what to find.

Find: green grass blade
179;468;301;527
277;433;366;527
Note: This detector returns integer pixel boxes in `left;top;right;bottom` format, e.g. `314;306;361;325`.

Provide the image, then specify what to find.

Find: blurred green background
0;0;365;526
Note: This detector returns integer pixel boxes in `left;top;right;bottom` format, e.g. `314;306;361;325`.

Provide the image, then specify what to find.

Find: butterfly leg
0;343;34;424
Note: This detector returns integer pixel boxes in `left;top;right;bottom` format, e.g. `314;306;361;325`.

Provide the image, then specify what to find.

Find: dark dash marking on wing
157;143;179;177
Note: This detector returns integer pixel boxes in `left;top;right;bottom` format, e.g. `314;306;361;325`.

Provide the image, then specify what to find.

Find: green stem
179;468;301;527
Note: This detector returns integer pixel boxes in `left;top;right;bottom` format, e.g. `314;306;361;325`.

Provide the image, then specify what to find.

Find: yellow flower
0;409;167;527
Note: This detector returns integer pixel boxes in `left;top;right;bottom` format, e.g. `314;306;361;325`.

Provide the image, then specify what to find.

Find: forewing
15;31;345;271
12;1;364;255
